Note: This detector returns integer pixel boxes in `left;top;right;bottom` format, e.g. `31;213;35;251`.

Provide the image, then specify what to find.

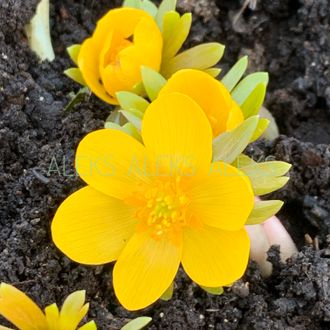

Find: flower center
132;178;190;240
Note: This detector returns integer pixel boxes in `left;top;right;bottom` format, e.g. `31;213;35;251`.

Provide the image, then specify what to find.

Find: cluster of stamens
136;179;190;238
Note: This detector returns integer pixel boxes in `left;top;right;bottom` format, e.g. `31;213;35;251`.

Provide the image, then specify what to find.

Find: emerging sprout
25;0;55;62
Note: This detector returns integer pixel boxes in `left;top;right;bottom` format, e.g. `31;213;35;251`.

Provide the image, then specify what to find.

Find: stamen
134;178;190;239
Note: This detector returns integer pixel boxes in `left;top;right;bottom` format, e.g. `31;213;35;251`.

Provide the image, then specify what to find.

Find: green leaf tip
241;83;267;119
246;200;284;225
156;0;178;29
123;0;158;17
160;282;174;301
67;44;81;65
116;91;150;113
201;286;224;295
162;11;192;61
213;116;259;163
161;43;225;78
141;66;167;101
222;55;248;92
121;317;152;330
64;68;86;86
232;72;269;106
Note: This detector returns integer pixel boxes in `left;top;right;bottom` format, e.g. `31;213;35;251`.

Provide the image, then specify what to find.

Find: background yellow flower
0;283;96;330
69;7;162;105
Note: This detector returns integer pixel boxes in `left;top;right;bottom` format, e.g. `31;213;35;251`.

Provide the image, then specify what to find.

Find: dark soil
0;0;329;329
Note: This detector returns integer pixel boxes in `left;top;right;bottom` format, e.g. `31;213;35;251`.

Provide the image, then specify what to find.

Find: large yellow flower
159;69;244;137
0;283;95;330
76;8;162;104
52;93;254;311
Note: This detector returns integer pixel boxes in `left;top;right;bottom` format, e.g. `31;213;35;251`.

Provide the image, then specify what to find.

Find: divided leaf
116;91;150;113
250;118;269;142
213;116;259;163
241;161;291;179
120;110;142;131
162;12;192;61
141;66;167;101
246;200;284;225
156;0;177;29
204;67;222;78
123;0;158;17
67;44;81;65
160;282;174;301
231;72;269;106
104;122;142;142
121;317;152;330
201;286;224;295
161;43;225;78
221;56;248;92
240;83;266;119
64;68;86;86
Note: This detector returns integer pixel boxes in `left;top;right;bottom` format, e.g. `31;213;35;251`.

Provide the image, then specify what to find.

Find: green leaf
64;68;86;86
232;154;255;168
116;91;150;113
213;116;259;163
161;43;225;78
240;83;266;119
67;44;81;65
141;66;167;101
249;176;289;196
259;106;279;141
250;118;269;142
123;0;140;7
120;110;142;131
104;122;142;142
162;12;192;61
123;0;158;17
204;67;221;78
240;161;292;178
160;282;174;301
246;200;284;225
238;159;291;195
121;317;152;330
156;0;177;29
79;321;97;330
64;87;89;112
201;286;224;295
232;72;269;106
221;56;248;92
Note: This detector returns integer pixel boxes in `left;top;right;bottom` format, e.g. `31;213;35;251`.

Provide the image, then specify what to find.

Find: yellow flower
0;283;96;330
52;93;254;311
75;8;163;104
159;69;244;137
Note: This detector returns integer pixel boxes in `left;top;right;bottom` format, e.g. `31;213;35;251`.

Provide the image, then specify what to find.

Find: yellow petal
187;162;254;231
93;8;152;46
0;326;14;330
159;69;232;136
113;232;182;310
44;303;60;330
59;291;88;330
76;129;152;200
226;100;244;131
181;226;250;287
0;283;47;330
52;186;137;265
142;92;212;178
78;37;117;104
